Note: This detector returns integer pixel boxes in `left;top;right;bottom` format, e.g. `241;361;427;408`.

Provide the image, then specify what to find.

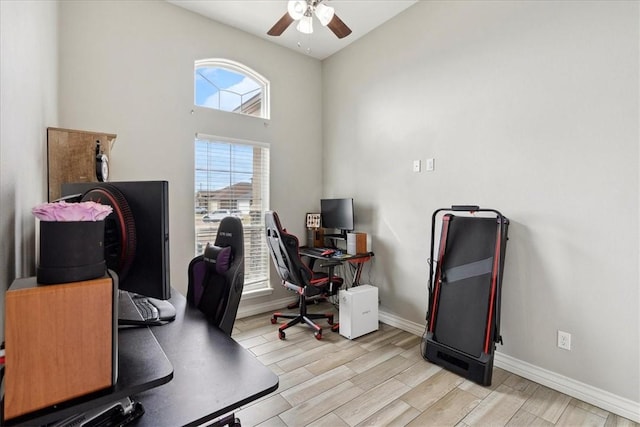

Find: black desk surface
299;246;373;261
130;291;279;427
4;290;278;427
5;323;173;426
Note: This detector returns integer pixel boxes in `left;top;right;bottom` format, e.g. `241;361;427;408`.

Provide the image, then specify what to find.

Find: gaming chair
187;216;244;336
265;211;343;340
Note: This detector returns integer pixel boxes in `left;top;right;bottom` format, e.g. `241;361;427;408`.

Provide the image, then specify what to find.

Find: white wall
57;0;323;302
323;0;638;409
3;0;638;419
0;0;58;340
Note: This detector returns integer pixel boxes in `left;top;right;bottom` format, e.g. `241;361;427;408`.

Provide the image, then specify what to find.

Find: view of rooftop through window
194;140;253;192
193;59;270;292
194;61;266;117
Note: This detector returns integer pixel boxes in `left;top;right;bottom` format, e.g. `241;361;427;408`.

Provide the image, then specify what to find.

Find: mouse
320;249;335;257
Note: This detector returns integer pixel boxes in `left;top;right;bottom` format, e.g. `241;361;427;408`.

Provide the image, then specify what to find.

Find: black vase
37;220;106;284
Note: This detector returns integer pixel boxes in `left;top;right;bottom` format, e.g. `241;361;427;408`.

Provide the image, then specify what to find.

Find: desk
131;292;279;426
298;248;374;333
299;247;374;288
4;290;174;427
4;291;279;427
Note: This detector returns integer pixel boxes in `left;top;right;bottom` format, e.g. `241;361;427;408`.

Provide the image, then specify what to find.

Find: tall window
195;58;270;119
194;136;270;294
194;59;271;295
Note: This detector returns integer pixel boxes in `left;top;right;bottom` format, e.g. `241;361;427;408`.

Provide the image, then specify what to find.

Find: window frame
194;133;272;297
194;58;270;120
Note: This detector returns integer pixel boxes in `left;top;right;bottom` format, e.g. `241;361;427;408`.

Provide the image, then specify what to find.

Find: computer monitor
61;181;171;300
320;198;354;238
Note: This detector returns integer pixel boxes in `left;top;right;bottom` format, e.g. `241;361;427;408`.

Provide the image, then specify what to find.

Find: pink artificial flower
32;201;113;221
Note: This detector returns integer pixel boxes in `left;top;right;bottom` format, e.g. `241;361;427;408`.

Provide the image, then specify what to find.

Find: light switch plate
426;158;435;171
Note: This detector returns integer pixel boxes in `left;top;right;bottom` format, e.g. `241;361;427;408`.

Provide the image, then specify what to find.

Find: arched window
195;58;270;119
193;59;271;296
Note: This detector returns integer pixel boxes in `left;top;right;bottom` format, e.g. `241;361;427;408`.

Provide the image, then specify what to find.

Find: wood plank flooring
231;303;638;427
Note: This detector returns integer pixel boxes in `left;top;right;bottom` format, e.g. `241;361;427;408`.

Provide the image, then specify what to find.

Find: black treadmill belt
434;216;498;357
445;216;497;265
435;273;493;357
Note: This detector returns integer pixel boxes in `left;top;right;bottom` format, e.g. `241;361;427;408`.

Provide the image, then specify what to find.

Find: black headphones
95;140;109;182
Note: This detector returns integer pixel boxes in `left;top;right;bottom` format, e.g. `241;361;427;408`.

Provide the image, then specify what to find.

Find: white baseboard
377;308;640;423
236;296;297;319
378;308;427;337
235;301;639;423
494;352;640;423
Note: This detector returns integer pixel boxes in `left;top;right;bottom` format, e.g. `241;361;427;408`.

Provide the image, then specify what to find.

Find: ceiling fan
267;0;352;39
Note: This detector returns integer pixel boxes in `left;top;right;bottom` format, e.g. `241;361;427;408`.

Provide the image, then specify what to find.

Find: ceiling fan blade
267;12;295;36
326;13;352;39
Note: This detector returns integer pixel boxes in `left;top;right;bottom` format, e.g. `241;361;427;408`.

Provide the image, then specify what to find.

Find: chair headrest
214;216;244;256
266;211;290;238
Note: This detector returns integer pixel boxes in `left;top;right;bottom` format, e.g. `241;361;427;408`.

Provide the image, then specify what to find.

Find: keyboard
301;247;345;259
302;247;334;255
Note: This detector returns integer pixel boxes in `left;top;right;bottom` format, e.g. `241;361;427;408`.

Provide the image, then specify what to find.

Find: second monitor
320;197;354;239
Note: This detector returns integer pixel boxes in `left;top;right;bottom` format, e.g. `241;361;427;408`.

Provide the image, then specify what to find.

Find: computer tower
339;285;379;339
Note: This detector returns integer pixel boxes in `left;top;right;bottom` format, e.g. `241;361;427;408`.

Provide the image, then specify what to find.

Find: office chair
187;217;245;427
187;216;244;336
265;211;343;340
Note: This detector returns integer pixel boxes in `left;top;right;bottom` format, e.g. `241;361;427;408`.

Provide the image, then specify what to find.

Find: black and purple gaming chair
187;216;244;336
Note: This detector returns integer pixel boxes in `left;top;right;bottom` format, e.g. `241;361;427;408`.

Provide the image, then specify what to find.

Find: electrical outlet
557;330;571;350
413;160;421;172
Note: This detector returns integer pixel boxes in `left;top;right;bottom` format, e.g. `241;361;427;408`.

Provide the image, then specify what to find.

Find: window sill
241;287;274;299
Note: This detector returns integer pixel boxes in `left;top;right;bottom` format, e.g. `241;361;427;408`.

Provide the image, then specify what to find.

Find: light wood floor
231;302;637;427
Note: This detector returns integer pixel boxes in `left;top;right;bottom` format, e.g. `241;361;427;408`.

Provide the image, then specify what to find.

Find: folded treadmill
423;206;509;386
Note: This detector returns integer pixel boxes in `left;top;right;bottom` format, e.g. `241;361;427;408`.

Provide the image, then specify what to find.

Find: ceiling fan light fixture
269;0;351;39
314;3;335;27
296;15;313;34
287;0;307;20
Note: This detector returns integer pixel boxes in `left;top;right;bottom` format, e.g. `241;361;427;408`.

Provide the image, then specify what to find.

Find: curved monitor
321;198;354;233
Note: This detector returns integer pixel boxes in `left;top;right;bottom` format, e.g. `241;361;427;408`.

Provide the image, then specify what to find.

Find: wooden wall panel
47;127;116;201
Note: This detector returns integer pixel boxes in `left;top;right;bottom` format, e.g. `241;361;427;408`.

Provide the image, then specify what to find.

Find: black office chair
265;211;343;340
187;216;244;336
186;216;245;427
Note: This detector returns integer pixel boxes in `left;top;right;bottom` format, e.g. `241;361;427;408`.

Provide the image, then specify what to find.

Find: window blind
194;136;270;292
